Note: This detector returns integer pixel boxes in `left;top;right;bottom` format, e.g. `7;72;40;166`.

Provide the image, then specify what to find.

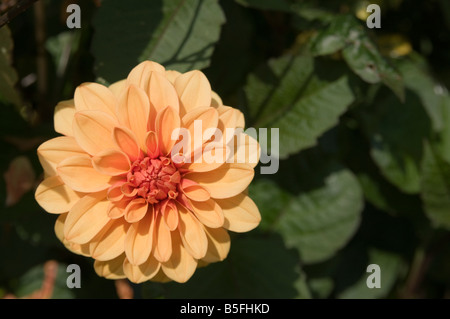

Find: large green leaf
0;26;21;106
310;14;404;101
361;89;432;194
141;236;299;298
275;163;364;264
421;143;450;230
234;0;292;12
338;248;404;299
92;0;225;82
13;262;75;299
245;54;355;158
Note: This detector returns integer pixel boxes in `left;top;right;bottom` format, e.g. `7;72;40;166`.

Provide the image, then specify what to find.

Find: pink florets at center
127;157;181;204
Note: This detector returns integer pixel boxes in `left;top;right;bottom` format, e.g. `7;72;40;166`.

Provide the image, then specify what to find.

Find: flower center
126;156;181;204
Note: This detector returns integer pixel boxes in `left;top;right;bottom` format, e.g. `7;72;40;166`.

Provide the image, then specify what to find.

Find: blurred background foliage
0;0;450;299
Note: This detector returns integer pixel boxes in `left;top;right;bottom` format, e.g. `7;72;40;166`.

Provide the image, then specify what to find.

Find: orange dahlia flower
35;61;261;283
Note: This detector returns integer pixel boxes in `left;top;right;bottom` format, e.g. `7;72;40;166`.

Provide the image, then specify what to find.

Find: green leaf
248;178;291;231
141;236;300;298
13;262;75;299
310;14;404;101
246;54;355;158
234;0;292;12
92;0;225;82
0;26;21;106
396;54;447;132
338;249;404;299
361;89;432;194
275;164;363;264
421;142;450;229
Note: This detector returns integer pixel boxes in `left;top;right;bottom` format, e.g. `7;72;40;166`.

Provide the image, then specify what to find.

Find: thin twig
0;0;38;28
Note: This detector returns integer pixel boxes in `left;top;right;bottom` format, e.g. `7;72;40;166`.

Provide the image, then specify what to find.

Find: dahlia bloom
35;61;261;283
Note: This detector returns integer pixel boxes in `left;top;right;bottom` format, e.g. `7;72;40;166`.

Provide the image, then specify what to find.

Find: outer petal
35;175;83;214
64;191;110;244
126;61;165;88
55;213;91;257
153;214;172;262
165;70;181;84
73;110;118;155
54;100;76;136
112;126;141;162
202;226;230;263
189;198;224;228
124;198;149;223
92;149;131;176
161;231;198;283
123;255;160;284
187;163;254;199
181;107;219;154
125;211;154;265
215;193;261;232
155;106;181;156
177;205;208;259
148;72;180;129
74;82;117;118
90;218;128;261
108;79;126;98
94;254;126;280
174;70;211;116
37;136;86;176
57;155;113;193
116;85;150;149
210;91;223;108
231;132;260;168
181;179;210;202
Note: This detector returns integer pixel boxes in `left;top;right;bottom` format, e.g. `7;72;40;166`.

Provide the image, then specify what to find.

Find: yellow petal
55;214;91;257
174;70;211;116
107;200;128;219
54;100;76;136
64;191;110;244
231;131;260;168
108;79;126;98
112;126;141;162
153;214;172;262
183;142;226;173
90;218;128;261
73;110;118;155
187;163;254;199
94;254;126;280
125;211;154;265
126;61;165;88
123;255;160;284
155;106;180;155
190;198;224;228
182;107;219;154
57;155;113;193
37;136;85;176
161;231;198;283
210;91;223;108
124;198;149;223
202;226;230;263
178;205;208;259
148;71;180;128
145;131;159;158
35;175;83;214
74;82;117;117
181;179;210;202
116;85;150;150
216;193;261;232
165;70;181;84
151;268;172;283
92;149;131;176
163;202;179;231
